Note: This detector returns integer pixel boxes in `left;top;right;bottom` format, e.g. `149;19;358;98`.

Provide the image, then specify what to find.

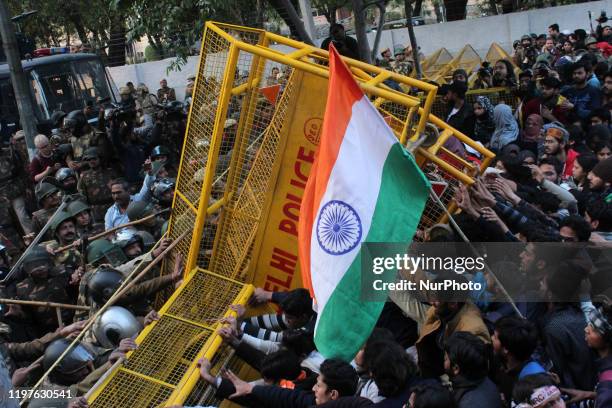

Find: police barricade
86;22;491;407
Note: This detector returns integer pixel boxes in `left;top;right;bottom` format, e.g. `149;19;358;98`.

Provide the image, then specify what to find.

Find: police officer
0;196;24;258
45;209;84;302
116;229;145;260
77;147;118;223
26;339;94;407
67;199;104;237
151;177;175;215
75;238;178;321
31;182;61;242
126;201;164;240
0;138;32;236
392;45;413;77
15;246;72;335
76;264;179;321
64;110;106;169
55;167;79;195
150;145;177;179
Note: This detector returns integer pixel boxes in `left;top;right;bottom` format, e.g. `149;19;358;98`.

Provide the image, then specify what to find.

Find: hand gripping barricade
85;22;493;407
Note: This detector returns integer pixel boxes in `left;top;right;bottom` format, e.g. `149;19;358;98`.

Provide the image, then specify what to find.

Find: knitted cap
592;157;612;183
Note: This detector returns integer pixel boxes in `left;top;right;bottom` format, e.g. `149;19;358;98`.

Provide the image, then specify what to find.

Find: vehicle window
31;62;82;115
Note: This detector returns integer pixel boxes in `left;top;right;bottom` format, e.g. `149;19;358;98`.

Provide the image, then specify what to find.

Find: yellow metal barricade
86;22;493;407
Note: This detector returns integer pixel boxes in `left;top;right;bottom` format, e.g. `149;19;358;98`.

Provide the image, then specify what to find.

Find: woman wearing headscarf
518;114;543;155
473;96;495;144
489;104;519;152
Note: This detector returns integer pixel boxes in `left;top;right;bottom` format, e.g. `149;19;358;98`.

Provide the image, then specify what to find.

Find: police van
0;51;116;141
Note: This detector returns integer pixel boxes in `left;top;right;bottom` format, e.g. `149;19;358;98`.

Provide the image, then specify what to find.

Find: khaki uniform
156;86;176;102
77;167;119;223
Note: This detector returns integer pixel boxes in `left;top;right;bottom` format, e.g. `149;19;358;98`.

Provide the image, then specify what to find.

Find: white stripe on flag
310;96;397;319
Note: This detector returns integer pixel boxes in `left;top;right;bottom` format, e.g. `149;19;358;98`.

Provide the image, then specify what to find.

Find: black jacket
452;376;502;408
251;385;316;408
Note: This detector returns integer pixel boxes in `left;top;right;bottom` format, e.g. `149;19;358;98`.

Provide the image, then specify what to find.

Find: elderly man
28;134;64;183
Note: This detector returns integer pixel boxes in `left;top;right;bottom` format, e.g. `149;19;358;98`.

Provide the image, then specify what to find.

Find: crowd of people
0;76;190;407
2;15;612;408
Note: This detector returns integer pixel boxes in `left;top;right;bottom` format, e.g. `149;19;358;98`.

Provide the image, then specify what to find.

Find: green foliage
144;44;161;61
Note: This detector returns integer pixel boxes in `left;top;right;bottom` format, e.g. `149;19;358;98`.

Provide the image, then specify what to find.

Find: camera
106;102;136;123
52;143;73;163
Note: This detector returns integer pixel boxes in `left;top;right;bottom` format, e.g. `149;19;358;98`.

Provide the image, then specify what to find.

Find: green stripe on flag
314;143;430;361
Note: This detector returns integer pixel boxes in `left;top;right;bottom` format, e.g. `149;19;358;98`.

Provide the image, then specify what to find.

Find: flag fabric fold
298;44;431;361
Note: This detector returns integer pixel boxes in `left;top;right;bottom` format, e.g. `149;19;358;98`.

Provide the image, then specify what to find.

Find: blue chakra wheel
316;200;362;255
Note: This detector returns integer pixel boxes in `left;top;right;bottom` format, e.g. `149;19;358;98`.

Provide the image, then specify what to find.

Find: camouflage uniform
392;60;414;77
0;145;31;236
77;167;119;223
15;270;72;335
31;206;59;242
69;128;106;162
45;240;84;303
0;196;23;257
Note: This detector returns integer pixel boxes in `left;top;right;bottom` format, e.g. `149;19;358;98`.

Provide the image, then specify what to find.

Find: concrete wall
108;56;201;102
370;0;612;57
107;1;611;97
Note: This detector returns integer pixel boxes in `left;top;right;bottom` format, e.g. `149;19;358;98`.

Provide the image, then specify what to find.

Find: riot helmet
43;339;93;385
93;306;142;348
86;239;127;267
88;267;123;305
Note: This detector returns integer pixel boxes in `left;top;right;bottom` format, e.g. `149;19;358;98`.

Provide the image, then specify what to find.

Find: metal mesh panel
89;369;174;408
124;315;212;386
182;344;238;407
206;69;294;279
166;269;244;325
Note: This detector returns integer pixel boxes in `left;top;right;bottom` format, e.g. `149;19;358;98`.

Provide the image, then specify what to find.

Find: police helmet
160;220;169;237
88;267;123;305
150;145;170;160
86;239;127;266
22;245;52;274
50;208;75;238
64;110;87;134
126;201;154;222
116;229;144;252
55;167;76;183
35;182;60;205
50;110;67;128
93;306;142;348
67;200;91;218
152;178;175;200
43;339;93;376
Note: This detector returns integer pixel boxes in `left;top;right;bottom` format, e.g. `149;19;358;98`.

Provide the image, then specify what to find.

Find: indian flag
298;45;431;361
